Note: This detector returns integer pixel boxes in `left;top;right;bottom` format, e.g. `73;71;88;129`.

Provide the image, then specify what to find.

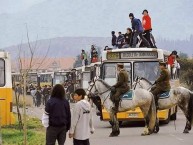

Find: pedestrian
129;13;150;48
81;50;88;66
111;31;117;49
90;45;98;63
42;85;49;105
35;86;42;107
117;32;125;48
167;51;177;78
43;84;71;145
122;28;133;48
142;9;155;48
69;88;94;145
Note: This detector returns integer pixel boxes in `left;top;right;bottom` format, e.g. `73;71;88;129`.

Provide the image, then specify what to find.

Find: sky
0;0;193;48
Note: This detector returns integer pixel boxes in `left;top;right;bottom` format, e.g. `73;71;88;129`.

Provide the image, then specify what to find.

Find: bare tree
13;23;50;144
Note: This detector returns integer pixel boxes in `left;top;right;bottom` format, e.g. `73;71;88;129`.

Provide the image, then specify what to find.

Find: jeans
143;30;154;48
73;138;90;145
132;31;150;48
46;126;67;145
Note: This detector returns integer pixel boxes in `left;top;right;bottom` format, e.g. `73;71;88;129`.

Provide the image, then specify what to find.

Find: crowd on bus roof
109;9;157;49
81;45;99;67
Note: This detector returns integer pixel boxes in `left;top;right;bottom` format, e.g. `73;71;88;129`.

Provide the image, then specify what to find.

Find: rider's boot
112;100;119;113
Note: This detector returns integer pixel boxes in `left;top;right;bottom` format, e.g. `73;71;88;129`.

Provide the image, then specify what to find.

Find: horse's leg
154;111;160;133
140;106;151;136
109;112;120;137
179;103;191;133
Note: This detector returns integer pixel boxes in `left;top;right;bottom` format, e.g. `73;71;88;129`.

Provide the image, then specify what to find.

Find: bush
179;58;193;90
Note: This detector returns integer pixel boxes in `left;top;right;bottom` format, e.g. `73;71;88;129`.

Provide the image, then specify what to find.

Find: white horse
87;78;157;137
133;77;193;133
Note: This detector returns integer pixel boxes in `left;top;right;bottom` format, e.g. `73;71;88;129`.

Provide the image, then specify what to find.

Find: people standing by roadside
111;31;117;49
142;9;155;48
117;32;125;48
81;50;88;66
43;84;71;145
90;45;98;63
42;85;49;105
129;13;150;48
167;51;177;78
69;88;94;145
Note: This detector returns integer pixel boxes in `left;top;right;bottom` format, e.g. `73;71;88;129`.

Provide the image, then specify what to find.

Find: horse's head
87;77;111;98
132;76;153;90
87;78;98;97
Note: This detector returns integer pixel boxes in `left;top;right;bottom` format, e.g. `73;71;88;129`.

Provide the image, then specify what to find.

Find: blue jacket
131;18;143;32
45;97;71;130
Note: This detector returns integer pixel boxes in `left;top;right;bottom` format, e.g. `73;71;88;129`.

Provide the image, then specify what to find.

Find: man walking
129;13;150;48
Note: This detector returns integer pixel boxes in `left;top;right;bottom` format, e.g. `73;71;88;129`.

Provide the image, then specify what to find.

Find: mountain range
4;36;193;60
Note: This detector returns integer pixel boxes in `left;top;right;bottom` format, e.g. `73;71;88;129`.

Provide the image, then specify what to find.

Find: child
69;89;94;145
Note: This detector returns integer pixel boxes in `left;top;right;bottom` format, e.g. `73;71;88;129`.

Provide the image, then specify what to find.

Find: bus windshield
102;63;132;86
0;59;5;86
134;61;160;83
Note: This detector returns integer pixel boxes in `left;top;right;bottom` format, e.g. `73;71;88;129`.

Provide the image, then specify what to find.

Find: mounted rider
151;61;171;109
111;63;130;113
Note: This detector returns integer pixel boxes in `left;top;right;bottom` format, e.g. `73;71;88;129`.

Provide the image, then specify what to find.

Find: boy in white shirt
69;89;94;145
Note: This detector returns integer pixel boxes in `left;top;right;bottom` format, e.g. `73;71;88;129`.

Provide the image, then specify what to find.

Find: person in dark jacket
117;32;125;48
110;63;130;113
123;28;133;48
150;62;171;109
45;84;71;145
111;31;117;49
129;13;150;48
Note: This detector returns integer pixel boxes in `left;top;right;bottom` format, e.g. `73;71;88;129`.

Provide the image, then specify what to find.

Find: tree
13;23;50;145
179;52;188;59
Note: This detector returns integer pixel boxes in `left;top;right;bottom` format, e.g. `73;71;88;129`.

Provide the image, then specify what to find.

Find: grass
1;117;46;145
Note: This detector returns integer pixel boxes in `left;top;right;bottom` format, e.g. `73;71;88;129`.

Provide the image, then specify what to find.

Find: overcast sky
0;0;193;48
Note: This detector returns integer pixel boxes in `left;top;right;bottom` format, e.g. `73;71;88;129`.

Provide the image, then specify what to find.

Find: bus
0;50;15;126
39;72;54;87
99;48;179;125
53;71;69;86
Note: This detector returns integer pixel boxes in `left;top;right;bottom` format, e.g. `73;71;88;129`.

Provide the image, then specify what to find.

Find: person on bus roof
142;9;155;48
110;63;130;113
111;31;117;49
116;32;125;49
90;45;98;63
129;13;150;48
150;62;171;109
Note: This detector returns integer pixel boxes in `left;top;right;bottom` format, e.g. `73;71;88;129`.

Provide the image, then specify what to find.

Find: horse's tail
148;93;157;132
188;91;193;124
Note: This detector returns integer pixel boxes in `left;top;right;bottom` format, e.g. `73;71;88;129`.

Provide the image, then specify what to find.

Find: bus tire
162;110;171;124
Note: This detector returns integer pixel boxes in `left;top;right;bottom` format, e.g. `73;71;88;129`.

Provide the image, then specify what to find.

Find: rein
87;79;112;105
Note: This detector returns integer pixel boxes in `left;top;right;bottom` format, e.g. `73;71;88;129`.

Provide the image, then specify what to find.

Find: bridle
133;76;153;91
87;78;112;105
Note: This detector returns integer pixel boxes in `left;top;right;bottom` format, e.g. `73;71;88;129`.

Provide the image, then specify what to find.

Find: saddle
158;91;170;99
121;90;133;100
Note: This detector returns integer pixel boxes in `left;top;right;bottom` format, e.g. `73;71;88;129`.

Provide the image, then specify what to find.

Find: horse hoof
183;130;189;134
109;133;118;137
141;132;150;136
154;126;159;133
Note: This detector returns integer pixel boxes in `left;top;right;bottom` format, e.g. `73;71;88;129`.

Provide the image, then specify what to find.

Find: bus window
103;63;131;86
134;61;160;83
0;59;5;86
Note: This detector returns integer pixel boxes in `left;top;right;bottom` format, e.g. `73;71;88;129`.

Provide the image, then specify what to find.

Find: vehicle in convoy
53;71;69;86
99;48;179;125
0;50;15;125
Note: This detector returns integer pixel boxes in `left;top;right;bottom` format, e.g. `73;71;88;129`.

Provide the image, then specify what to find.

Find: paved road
15;105;193;145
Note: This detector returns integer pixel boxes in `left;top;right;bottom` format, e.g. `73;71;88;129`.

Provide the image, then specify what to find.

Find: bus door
82;71;90;90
